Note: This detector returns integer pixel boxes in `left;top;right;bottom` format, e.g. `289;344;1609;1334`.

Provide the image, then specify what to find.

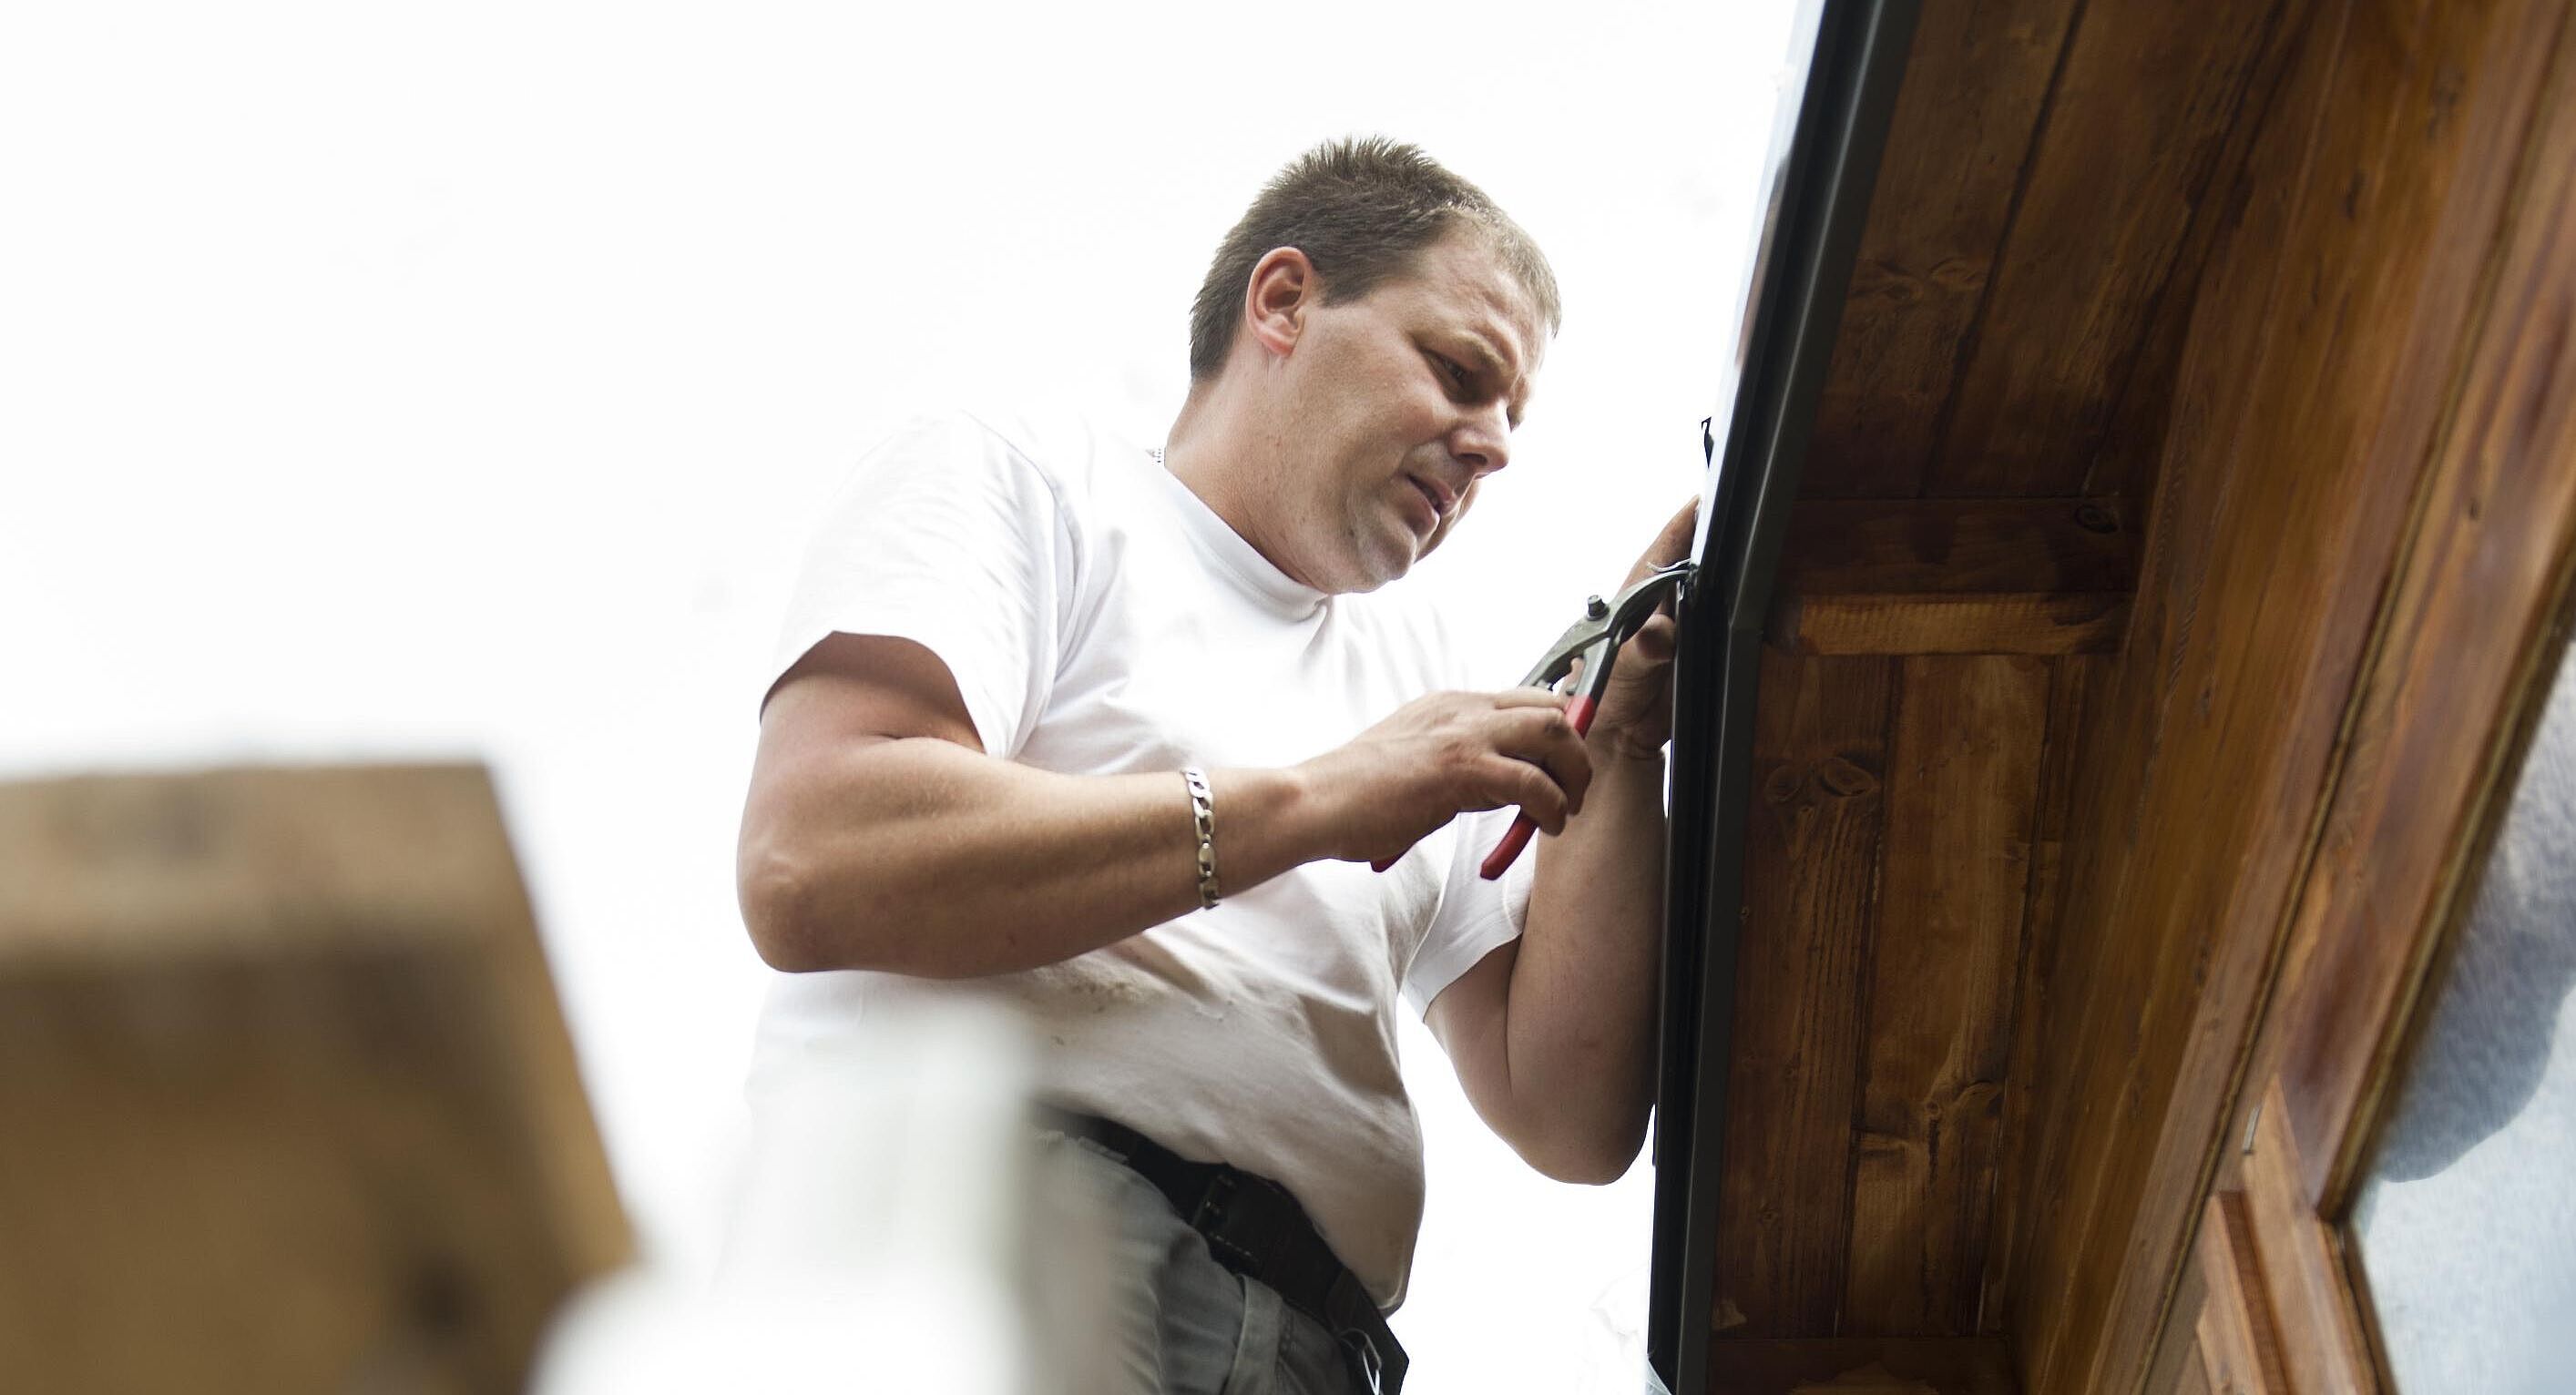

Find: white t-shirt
749;404;1536;1309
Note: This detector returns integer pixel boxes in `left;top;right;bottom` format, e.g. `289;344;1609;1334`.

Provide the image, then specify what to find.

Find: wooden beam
2193;1192;2289;1395
2173;1348;2216;1395
1767;498;2136;655
1707;1336;2018;1395
2273;13;2576;1197
2145;1208;2217;1395
0;766;628;1394
1773;592;2128;656
2006;0;2572;1388
1778;499;2137;596
2242;1085;2373;1393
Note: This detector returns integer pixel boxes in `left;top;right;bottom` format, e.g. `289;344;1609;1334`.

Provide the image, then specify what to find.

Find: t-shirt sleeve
1401;802;1538;1017
765;409;1076;760
1398;596;1538;1017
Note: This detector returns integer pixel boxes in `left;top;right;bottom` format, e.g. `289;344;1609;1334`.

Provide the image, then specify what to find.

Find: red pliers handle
1372;559;1694;879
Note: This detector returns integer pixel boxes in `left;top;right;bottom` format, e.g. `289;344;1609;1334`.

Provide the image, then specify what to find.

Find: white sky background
2;3;1797;1389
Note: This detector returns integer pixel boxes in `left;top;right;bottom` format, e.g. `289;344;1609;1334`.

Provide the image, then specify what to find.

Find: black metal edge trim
1646;3;1921;1390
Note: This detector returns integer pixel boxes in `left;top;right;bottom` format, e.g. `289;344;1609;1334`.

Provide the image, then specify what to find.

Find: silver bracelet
1181;768;1220;910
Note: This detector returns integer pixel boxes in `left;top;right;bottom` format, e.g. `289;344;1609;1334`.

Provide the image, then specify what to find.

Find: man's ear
1242;247;1316;361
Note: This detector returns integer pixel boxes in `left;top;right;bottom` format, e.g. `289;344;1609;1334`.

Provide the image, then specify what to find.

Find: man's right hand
1293;689;1595;867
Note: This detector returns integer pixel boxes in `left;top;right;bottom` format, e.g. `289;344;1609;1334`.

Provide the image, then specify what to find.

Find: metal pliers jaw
1518;557;1698;698
1367;558;1697;880
1478;558;1695;879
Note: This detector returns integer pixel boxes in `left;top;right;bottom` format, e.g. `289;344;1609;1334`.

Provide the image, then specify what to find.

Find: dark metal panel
1649;4;1919;1389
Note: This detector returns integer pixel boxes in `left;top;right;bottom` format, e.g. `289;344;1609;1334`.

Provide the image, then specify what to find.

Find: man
736;137;1693;1393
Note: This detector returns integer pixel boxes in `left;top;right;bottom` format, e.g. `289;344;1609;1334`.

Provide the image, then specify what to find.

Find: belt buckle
1191;1169;1238;1231
1323;1271;1400;1394
1338;1330;1383;1395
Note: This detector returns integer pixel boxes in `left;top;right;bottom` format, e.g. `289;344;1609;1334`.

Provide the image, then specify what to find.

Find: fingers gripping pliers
1478;557;1695;878
1373;558;1697;879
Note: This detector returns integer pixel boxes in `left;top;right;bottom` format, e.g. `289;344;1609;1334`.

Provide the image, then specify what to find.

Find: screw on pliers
1477;557;1694;879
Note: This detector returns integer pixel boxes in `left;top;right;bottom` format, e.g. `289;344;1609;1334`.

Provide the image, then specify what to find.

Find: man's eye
1430;353;1472;391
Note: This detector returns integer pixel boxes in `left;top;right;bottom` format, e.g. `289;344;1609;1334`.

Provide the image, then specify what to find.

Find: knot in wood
1814;755;1880;799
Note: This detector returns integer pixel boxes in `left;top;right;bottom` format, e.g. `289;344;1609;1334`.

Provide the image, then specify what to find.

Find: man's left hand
1579;495;1699;762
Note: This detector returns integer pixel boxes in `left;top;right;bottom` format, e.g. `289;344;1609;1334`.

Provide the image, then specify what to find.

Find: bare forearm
740;738;1324;976
1510;735;1667;1176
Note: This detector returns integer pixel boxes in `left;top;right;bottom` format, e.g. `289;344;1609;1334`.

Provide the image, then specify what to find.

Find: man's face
1260;230;1544;594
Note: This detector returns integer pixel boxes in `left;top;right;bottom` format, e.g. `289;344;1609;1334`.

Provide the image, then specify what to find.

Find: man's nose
1449;402;1512;477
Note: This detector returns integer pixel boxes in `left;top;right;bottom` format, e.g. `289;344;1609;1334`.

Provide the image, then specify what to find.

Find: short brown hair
1188;137;1561;382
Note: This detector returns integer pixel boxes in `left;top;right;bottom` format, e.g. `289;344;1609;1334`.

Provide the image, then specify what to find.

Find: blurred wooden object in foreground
0;764;629;1394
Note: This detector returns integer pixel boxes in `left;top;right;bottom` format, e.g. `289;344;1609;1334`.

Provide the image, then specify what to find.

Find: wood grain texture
2145;1227;2213;1395
2242;1084;2372;1393
2080;0;2316;504
2193;1193;2288;1395
1708;1336;2019;1395
1999;0;2573;1389
1804;0;2085;497
1767;499;2139;654
1716;652;1895;1336
2274;6;2576;1200
1771;593;2128;656
1776;499;2138;596
1844;657;2049;1335
2171;1349;2215;1395
0;766;628;1395
2001;16;2354;1371
1927;0;2282;497
1976;656;2098;1336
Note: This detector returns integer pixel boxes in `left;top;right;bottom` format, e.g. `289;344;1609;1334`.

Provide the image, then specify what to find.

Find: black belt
1038;1107;1408;1395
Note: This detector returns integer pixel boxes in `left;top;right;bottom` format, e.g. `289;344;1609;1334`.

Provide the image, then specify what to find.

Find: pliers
1477;557;1694;880
1373;558;1696;878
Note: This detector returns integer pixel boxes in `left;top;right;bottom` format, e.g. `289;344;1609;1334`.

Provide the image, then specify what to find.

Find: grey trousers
1033;1130;1368;1395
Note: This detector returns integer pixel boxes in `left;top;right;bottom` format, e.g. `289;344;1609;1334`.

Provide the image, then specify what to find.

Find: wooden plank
0;766;629;1395
1998;1;2356;1368
2064;3;2576;1386
1708;1336;2019;1395
2000;0;2347;1367
2193;1193;2288;1395
2241;1084;2372;1393
1765;500;2138;653
2004;0;2575;1389
2172;1349;2215;1395
2081;0;2318;504
1927;0;2282;496
1771;593;2127;656
1776;499;2137;597
1977;656;2098;1336
2145;1226;2214;1395
1716;652;1895;1336
2275;5;2576;1198
1804;0;2085;497
1844;656;2048;1334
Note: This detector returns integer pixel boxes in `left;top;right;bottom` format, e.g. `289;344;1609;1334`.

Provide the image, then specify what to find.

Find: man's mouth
1406;475;1451;522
